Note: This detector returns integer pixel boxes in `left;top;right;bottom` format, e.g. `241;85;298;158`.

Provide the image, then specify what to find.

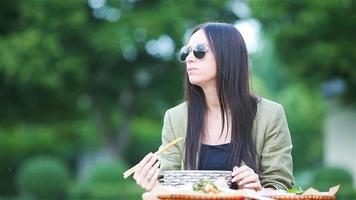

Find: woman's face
185;29;217;88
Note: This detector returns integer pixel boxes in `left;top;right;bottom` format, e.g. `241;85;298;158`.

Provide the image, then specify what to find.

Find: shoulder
163;102;188;129
166;102;187;116
257;97;284;116
162;102;188;140
255;97;286;126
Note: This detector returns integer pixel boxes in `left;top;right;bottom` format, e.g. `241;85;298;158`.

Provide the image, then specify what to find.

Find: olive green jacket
158;98;294;190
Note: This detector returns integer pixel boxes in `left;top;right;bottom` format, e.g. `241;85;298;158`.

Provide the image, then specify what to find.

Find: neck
201;84;220;114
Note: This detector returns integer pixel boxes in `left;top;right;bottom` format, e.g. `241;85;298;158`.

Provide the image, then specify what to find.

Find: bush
87;160;127;183
71;182;143;200
278;84;325;170
16;156;69;200
251;35;326;171
311;167;353;191
0;121;90;195
124;117;162;166
311;166;356;200
71;159;144;200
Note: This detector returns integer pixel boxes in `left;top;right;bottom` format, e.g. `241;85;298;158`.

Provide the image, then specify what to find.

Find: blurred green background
0;0;355;199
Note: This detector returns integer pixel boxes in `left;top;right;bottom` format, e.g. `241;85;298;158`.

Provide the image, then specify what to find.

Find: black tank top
198;143;238;189
198;143;232;170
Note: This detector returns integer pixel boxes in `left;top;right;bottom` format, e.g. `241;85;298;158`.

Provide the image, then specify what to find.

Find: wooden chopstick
123;137;183;179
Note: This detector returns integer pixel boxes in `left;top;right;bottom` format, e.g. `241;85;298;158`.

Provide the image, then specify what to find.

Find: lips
187;68;198;73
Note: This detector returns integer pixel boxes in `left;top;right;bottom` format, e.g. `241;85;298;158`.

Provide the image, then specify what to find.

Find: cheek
193;63;216;83
206;53;217;69
206;60;217;78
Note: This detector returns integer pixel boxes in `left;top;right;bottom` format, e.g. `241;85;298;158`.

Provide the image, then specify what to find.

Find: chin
188;78;203;87
188;77;198;83
189;76;216;88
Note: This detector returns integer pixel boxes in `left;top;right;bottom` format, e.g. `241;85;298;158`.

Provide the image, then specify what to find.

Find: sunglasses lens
180;52;189;62
180;46;190;61
179;44;207;61
193;44;207;59
193;50;206;59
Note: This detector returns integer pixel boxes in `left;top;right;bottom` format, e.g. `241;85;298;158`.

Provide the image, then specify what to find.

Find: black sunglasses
179;44;209;62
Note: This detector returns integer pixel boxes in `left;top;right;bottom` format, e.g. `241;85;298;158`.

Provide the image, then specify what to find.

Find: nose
185;50;195;62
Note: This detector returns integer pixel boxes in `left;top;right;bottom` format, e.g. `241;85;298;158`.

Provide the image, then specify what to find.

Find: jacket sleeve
259;105;295;190
157;110;182;181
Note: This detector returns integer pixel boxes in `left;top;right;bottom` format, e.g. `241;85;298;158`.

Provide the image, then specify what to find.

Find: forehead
187;29;209;46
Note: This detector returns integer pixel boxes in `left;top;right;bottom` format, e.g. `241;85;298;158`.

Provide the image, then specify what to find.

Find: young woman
133;22;294;192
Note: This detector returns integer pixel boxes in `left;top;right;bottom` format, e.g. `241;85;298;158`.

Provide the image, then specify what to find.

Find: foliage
71;182;143;200
124;117;162;165
0;0;235;123
71;159;144;200
278;85;325;170
15;156;69;200
294;167;356;200
310;166;356;200
0;0;238;196
250;0;356;102
86;160;127;183
255;80;325;170
0;0;237;171
2;0;354;198
287;186;304;194
252;35;325;171
311;167;353;191
0;119;97;195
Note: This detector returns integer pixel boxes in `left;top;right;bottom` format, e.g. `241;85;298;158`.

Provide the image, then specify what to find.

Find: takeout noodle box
163;170;232;188
142;171;234;200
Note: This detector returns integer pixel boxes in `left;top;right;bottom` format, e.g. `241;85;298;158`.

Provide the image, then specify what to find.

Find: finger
133;152;153;179
142;161;160;187
243;182;262;191
231;166;238;175
134;155;152;181
231;170;251;183
231;166;238;176
238;173;259;186
231;165;252;176
146;164;160;191
138;155;158;185
134;154;156;185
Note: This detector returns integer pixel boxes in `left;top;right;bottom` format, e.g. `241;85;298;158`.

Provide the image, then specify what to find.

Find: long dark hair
184;22;259;173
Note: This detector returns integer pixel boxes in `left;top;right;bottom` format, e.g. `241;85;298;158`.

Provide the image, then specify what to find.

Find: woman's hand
231;165;262;191
133;152;160;191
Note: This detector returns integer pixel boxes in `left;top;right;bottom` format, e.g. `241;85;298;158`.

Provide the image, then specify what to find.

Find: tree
251;35;325;171
0;0;236;158
0;0;239;195
250;0;356;103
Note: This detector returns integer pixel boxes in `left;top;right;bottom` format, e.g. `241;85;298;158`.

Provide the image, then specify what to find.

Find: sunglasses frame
179;44;209;62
